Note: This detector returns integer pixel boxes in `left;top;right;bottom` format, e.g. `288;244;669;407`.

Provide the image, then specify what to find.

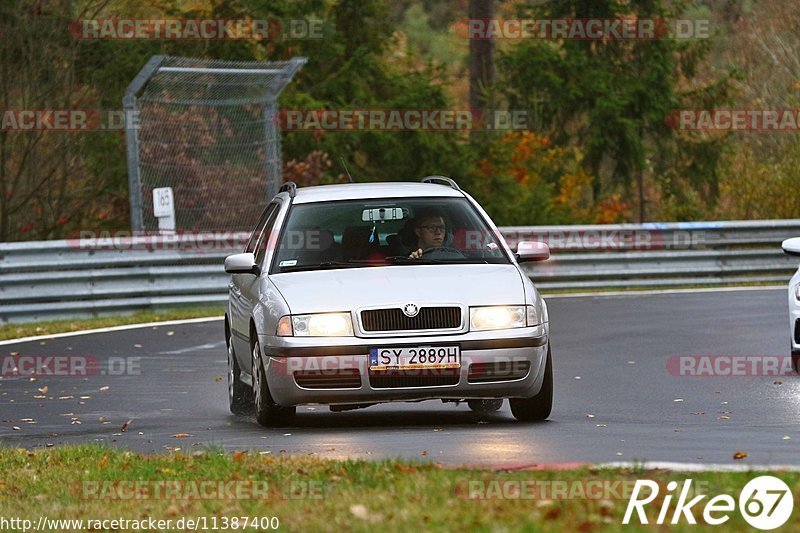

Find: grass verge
0;307;224;341
0;446;798;531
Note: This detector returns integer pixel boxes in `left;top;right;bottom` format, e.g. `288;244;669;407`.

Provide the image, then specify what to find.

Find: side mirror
225;252;261;275
516;241;550;262
783;237;800;257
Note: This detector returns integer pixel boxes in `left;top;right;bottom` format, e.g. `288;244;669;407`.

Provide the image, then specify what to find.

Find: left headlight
470;306;531;331
278;313;354;337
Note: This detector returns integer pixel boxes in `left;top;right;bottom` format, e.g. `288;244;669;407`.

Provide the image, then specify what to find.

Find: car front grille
468;361;531;383
294;369;361;389
368;369;460;388
361;306;461;332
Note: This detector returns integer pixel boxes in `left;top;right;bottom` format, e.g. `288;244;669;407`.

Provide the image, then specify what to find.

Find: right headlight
276;313;354;337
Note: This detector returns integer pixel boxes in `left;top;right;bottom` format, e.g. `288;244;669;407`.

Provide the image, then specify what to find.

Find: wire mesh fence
124;55;306;233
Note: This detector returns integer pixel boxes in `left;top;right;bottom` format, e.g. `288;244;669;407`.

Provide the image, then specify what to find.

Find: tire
509;343;553;422
252;339;296;427
227;330;252;415
468;399;503;413
792;350;799;373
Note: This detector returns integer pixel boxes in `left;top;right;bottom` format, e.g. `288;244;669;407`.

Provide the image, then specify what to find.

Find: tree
499;0;736;221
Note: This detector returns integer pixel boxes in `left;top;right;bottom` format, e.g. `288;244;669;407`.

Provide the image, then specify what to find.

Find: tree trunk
469;0;494;113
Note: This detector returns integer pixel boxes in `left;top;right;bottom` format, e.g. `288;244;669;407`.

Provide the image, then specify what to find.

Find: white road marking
160;342;224;355
0;316;223;346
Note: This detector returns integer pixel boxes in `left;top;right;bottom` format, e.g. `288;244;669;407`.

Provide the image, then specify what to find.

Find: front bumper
259;325;549;406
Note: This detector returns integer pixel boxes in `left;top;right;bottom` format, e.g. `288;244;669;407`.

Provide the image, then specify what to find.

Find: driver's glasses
419;224;446;234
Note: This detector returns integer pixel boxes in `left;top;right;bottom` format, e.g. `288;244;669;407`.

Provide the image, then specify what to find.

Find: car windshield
270;197;510;273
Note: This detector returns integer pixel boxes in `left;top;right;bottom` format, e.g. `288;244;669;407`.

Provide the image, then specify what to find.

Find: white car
223;177;553;426
782;237;800;372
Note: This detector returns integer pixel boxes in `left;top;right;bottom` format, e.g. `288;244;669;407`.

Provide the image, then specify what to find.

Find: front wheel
252;339;296;427
509;344;553;422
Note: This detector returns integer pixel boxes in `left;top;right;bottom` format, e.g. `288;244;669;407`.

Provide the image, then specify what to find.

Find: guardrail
2;220;799;323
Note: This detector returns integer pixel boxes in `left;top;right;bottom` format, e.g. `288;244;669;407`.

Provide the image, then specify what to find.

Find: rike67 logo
623;476;794;530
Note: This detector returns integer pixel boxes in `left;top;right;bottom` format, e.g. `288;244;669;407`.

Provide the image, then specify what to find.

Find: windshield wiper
278;260;363;272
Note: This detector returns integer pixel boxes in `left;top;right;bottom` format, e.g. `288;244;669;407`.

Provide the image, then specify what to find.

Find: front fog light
470;306;526;331
292;313;353;336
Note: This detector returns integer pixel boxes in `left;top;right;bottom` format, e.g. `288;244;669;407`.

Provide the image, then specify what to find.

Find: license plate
369;346;460;370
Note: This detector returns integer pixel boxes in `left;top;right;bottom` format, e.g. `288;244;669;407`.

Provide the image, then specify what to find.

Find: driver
409;208;447;259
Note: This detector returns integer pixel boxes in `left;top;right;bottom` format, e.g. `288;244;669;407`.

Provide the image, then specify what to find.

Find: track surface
1;289;797;467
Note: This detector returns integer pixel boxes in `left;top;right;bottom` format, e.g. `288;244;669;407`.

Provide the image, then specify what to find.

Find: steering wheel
421;246;466;258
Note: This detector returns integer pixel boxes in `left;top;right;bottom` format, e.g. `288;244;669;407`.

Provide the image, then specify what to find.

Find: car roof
287;182;465;204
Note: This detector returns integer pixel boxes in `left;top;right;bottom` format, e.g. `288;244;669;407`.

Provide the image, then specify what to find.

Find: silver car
224;177;553;426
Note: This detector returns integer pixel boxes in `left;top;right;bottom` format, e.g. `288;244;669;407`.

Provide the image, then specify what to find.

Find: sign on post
152;187;175;233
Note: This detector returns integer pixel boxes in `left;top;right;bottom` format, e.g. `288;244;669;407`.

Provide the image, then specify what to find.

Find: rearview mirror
362;207;404;222
516;241;550;262
782;237;800;256
224;252;260;275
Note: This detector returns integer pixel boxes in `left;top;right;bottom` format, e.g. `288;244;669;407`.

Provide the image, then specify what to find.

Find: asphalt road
1;288;797;467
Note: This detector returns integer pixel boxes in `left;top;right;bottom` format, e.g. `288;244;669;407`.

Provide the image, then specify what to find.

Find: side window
254;203;281;265
245;207;272;253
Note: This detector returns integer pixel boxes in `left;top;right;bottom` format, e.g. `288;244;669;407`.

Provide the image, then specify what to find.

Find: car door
235;201;281;364
230;205;274;359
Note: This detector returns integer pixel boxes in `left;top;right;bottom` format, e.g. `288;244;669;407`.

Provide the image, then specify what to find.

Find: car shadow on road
227;404;553;431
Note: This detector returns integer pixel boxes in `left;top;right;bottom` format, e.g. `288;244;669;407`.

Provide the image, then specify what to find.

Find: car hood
270;264;526;314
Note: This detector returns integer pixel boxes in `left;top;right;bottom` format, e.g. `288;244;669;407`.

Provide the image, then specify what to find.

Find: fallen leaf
12;426;20;431
783;436;791;440
120;419;133;432
133;344;142;348
718;415;730;420
673;398;684;403
214;376;223;382
172;433;193;438
233;450;246;462
99;386;109;392
29;377;37;382
733;451;747;460
596;424;607;428
586;414;596;419
166;331;174;336
350;504;370;520
420;450;428;456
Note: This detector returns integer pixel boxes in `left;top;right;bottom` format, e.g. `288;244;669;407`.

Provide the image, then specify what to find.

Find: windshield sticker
279;260;298;267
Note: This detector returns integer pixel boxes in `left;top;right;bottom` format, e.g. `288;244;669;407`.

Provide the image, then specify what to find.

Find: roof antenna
340;157;354;183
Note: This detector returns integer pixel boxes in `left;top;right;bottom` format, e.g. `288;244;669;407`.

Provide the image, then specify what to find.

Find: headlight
795;283;800;301
287;313;353;337
470;306;527;331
